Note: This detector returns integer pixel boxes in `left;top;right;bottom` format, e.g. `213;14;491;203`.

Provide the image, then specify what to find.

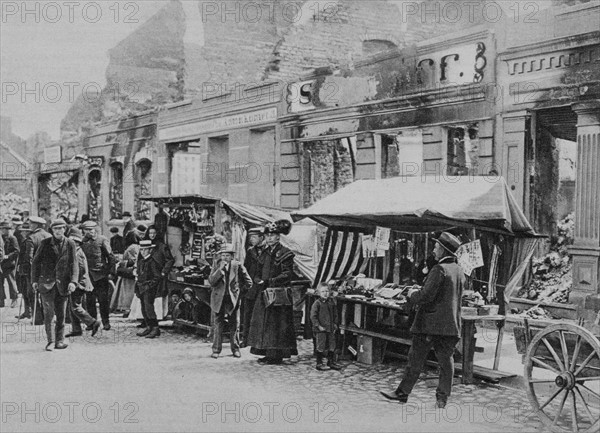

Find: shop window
396;130;424;176
303;137;356;206
171;152;202;195
88;168;102;221
447;125;479;176
110;162;124;219
135;159;152;221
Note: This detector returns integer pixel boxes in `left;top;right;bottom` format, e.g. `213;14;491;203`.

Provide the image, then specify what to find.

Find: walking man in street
380;232;465;408
31;219;79;351
81;220;117;331
22;217;51;319
15;222;32;319
241;227;266;347
208;244;252;359
65;228;101;338
0;221;20;308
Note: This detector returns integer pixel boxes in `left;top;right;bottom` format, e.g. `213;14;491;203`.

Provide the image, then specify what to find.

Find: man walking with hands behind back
31;219;79;351
380;232;465;408
81;221;117;331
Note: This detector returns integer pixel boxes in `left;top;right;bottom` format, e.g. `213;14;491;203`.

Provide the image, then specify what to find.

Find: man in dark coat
241;227;267;347
122;212;136;239
81;220;117;330
208;244;252;359
248;219;298;364
109;227;125;255
15;222;32;319
65;228;101;338
22;217;51;319
381;232;465;408
0;221;20;308
31;219;79;351
146;225;174;298
135;240;163;339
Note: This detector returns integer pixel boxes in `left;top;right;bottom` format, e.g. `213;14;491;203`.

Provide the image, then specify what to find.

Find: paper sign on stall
456;239;484;275
375;227;390;256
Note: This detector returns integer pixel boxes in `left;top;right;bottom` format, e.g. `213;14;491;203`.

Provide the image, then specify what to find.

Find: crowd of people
1;210;464;406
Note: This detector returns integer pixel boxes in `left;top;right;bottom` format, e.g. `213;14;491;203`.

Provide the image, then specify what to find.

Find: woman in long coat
112;230;141;313
248;220;298;364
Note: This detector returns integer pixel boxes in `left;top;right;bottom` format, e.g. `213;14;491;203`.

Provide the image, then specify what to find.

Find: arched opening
110;162;124;219
134;158;152;221
88;168;102;221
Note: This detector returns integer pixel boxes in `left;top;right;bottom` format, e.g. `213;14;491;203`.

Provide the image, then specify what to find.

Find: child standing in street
310;283;341;371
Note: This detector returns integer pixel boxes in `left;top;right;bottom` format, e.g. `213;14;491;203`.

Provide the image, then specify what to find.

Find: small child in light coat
310;283;341;371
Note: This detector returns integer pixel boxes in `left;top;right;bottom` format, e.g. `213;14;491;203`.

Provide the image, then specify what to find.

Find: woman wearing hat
247;219;298;365
381;232;465;408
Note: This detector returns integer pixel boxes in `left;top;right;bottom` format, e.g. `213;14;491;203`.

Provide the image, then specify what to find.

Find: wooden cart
521;317;600;432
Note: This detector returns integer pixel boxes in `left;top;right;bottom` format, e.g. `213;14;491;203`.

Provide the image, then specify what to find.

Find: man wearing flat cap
0;221;20;308
81;220;117;331
122;212;136;239
15;222;33;319
31;219;79;351
381;232;465;408
241;227;267;347
208;244;252;358
23;217;51;319
65;228;101;338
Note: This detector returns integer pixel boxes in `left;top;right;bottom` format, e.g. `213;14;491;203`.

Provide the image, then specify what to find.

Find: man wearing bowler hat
208;243;252;358
122;212;136;239
31;219;79;351
381;232;465;408
81;220;117;331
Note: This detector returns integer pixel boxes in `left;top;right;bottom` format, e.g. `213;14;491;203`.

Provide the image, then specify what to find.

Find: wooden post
461;318;476;384
493;319;505;370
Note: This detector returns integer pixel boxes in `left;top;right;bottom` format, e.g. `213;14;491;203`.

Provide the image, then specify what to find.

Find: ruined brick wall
62;1;187;133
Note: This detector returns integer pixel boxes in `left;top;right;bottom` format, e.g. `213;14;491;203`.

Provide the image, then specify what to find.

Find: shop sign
160;107;277;142
456;239;484;275
44;146;62;164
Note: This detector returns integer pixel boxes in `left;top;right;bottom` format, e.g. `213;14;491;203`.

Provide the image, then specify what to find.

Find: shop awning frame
291;176;541;237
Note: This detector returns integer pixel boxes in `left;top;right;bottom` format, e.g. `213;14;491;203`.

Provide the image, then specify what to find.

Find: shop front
279;27;498;211
158;82;283;208
79;113;159;235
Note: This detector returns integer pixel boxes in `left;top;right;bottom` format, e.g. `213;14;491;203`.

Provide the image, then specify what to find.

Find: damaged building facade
280;1;600;314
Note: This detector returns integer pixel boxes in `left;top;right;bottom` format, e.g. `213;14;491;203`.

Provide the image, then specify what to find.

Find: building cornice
499;31;600;60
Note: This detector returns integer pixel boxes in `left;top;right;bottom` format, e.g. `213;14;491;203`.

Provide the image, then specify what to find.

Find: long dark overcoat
248;243;298;358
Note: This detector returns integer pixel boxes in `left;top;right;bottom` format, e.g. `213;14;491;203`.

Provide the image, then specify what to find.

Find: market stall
292;176;541;383
141;194;317;333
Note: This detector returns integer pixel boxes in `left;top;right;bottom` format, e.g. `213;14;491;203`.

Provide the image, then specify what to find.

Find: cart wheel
524;323;600;433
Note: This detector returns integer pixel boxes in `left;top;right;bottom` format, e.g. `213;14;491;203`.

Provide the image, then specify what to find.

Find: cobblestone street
1;305;545;432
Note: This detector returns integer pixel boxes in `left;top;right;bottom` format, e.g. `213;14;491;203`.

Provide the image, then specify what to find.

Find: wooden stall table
167;280;213;332
306;293;512;384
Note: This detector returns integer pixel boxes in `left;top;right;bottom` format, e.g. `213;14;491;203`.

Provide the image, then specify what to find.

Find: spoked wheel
524;323;600;433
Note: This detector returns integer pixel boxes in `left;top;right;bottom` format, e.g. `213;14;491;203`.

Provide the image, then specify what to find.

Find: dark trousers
315;331;336;355
70;289;96;333
39;287;68;344
0;269;19;302
139;286;158;327
17;274;31;314
241;296;256;346
398;334;460;402
212;294;240;354
86;278;111;325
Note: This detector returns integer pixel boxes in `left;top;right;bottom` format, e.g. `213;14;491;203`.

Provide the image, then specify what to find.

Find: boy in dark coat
136;240;163;339
310;283;341;371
